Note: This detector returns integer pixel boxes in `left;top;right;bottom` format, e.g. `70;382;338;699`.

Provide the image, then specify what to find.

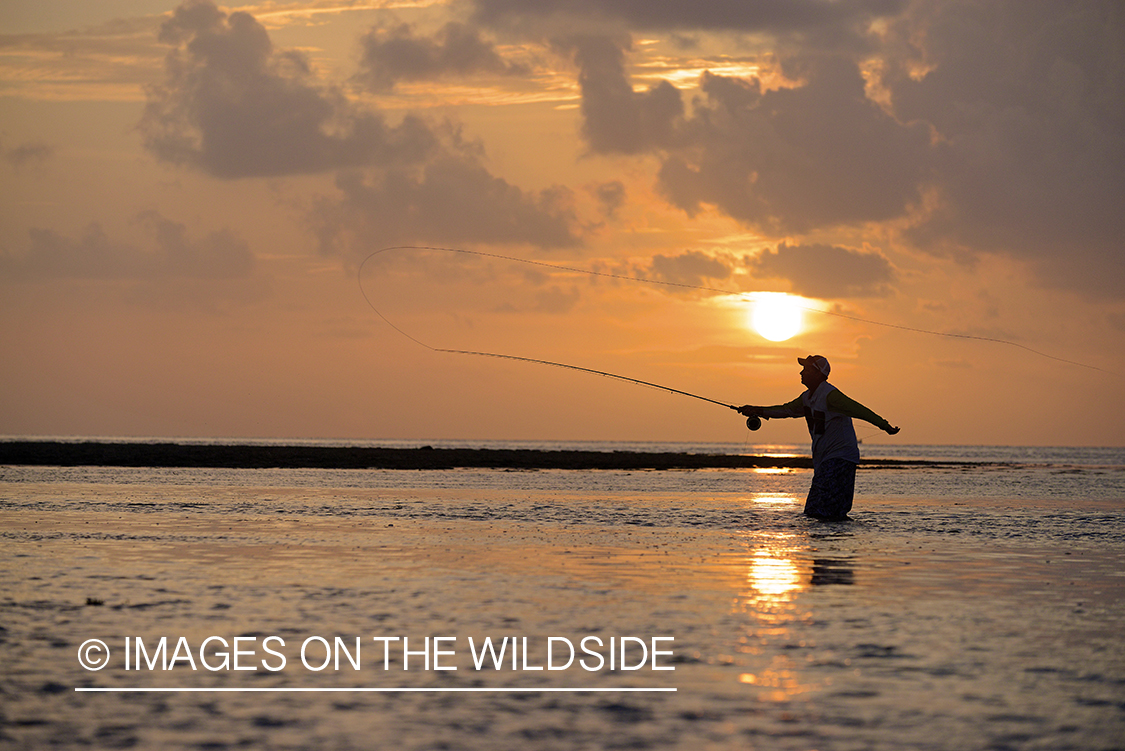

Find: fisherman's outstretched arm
827;390;900;434
737;396;803;419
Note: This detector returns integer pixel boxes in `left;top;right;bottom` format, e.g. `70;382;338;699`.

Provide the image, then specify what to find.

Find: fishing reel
746;415;762;431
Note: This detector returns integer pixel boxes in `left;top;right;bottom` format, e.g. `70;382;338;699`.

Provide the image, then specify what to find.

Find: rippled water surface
2;444;1123;750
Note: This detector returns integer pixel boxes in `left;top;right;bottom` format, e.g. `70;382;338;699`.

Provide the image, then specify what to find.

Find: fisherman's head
798;355;830;389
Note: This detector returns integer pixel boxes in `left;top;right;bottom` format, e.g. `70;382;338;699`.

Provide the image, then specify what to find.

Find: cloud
747;242;895;298
0;15;167;100
356;21;529;92
0;211;254;282
880;0;1125;297
647;249;732;287
594;180;626;218
661;60;932;234
139;0;438;178
134;210;255;280
3;139;54;168
553;33;930;232
139;1;580;250
554;34;684;154
517;0;1124;296
474;0;904;36
534;285;580;313
311;156;581;252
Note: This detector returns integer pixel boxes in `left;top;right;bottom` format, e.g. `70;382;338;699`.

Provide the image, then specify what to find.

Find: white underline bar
76;687;677;693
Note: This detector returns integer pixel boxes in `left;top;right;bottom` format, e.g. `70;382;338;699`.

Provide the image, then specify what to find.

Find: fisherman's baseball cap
798;355;831;376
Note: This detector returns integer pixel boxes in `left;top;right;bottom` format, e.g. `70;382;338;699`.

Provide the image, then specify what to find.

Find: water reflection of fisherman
738;356;900;521
810;558;855;586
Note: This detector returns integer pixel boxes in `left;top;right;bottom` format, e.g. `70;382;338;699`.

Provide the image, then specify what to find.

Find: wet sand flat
3;469;1123;750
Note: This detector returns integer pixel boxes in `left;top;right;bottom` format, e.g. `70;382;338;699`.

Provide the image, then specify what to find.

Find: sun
750;293;804;342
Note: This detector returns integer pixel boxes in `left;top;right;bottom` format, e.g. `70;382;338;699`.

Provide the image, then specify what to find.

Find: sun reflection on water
730;526;860;703
737;668;810;702
748;550;803;599
749;492;796;503
733;535;816;701
736;533;808;615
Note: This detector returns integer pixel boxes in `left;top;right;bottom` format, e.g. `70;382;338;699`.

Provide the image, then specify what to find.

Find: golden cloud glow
634;58;762;88
249;1;444;27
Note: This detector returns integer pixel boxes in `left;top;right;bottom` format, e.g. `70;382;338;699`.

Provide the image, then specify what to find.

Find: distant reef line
0;441;977;471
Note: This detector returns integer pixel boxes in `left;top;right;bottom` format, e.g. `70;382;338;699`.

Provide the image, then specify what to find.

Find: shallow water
2;448;1124;750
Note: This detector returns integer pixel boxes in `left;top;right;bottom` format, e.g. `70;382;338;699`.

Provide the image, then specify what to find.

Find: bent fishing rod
357;247;768;426
439;347;768;430
440;346;737;410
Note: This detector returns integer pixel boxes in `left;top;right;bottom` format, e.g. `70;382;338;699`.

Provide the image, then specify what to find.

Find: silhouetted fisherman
738;355;900;521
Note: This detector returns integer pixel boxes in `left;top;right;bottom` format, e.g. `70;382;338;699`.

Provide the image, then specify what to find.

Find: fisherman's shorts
804;458;857;521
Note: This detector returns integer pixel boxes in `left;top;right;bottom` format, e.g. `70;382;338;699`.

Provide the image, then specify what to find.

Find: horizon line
75;686;678;693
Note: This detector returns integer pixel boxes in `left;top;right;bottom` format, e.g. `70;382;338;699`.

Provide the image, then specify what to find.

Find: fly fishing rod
427;346;764;430
357;246;770;428
441;347;735;409
358;244;1114;432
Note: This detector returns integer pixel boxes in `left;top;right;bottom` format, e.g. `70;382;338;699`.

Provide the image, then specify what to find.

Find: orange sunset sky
2;0;1123;446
